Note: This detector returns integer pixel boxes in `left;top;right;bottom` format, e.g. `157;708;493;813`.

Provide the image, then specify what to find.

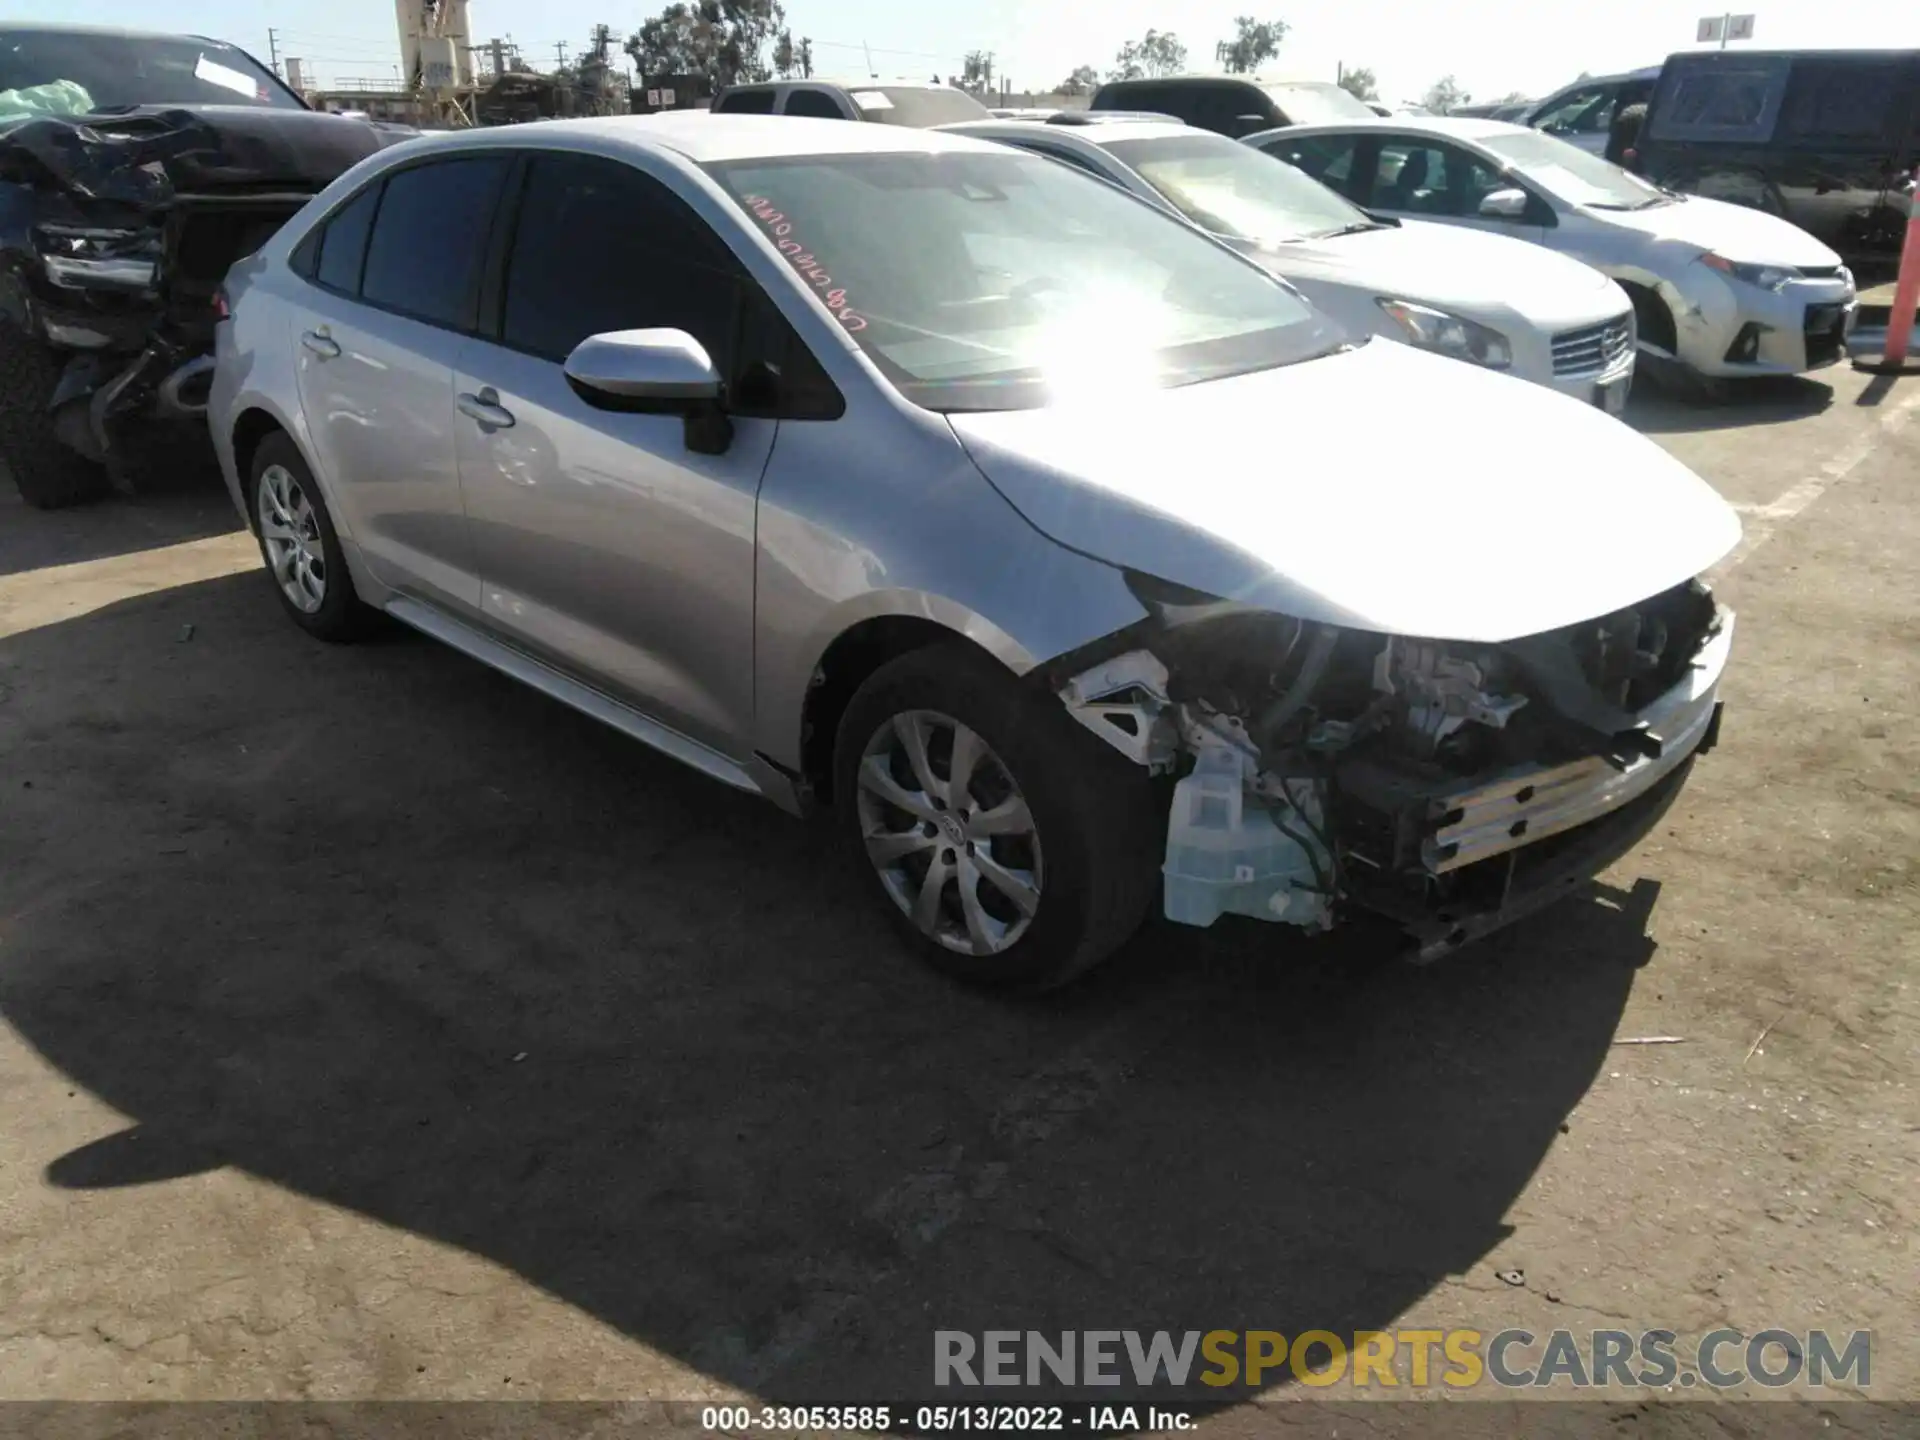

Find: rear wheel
833;643;1162;992
0;328;109;510
248;432;378;642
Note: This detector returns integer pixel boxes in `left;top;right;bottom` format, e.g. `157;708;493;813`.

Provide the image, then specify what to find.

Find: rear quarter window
1646;58;1791;143
1777;58;1911;142
715;87;776;114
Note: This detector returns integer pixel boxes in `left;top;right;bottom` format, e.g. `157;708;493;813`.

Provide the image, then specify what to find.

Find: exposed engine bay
0;105;412;491
1054;575;1731;958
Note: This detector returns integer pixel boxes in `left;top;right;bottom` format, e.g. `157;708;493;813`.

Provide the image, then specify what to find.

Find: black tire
247;431;378;642
0;328;110;510
833;642;1163;992
1654;358;1734;405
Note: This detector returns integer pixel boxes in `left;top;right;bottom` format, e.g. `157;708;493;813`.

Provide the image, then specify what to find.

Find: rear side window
1266;133;1361;191
360;157;508;329
311;183;380;294
716;87;775;114
1647;59;1791;142
784;89;845;119
499;152;740;365
1778;58;1909;141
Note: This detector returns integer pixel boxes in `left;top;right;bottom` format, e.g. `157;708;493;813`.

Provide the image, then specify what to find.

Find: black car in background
1631;49;1919;269
0;23;413;509
1088;76;1375;137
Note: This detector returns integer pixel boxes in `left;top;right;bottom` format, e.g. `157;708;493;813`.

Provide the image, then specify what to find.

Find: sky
30;0;1920;104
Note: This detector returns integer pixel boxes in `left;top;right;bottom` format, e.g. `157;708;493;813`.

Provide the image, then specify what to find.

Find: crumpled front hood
1593;193;1840;268
1250;220;1624;330
949;340;1742;643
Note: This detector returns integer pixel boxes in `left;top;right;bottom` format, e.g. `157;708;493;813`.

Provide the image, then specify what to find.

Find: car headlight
33;224;160;292
1375;298;1512;370
1700;253;1795;292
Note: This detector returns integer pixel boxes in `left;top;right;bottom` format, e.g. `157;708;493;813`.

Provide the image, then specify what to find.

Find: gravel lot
0;367;1914;1423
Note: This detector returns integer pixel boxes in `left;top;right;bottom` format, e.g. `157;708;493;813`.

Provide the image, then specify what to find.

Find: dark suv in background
1088;76;1375;137
710;80;988;126
1630;48;1919;268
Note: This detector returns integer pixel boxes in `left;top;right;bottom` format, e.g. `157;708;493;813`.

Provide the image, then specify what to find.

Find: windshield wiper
1312;220;1386;239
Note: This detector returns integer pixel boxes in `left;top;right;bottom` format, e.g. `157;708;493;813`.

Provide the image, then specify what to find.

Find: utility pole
489;37;507;78
267;26;282;76
554;40;569;69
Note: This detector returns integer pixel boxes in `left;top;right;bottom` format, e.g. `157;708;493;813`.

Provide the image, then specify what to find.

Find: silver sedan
211;115;1742;990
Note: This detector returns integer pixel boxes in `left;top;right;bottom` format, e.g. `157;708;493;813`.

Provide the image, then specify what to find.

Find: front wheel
833;644;1163;992
0;329;109;510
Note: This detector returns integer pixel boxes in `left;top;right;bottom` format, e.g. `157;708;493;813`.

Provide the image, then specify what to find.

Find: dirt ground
0;367;1915;1428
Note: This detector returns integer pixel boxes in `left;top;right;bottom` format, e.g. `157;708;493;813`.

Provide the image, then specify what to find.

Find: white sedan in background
944;117;1638;413
1248;116;1856;397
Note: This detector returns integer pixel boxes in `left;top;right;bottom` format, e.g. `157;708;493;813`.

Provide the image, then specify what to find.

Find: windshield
1480;129;1668;209
0;29;301;115
1102;132;1375;246
707;149;1344;413
854;86;991;127
1264;82;1377;125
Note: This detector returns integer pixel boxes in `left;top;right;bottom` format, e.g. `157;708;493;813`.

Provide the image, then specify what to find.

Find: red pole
1885;165;1920;366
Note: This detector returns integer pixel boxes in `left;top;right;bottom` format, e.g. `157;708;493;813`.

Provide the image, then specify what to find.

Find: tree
770;28;813;78
626;0;785;87
1058;63;1099;96
1422;74;1470;114
1217;16;1287;75
1337;65;1378;102
1109;29;1187;81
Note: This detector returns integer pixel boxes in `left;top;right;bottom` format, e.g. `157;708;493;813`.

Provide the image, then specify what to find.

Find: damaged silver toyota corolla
210;117;1740;990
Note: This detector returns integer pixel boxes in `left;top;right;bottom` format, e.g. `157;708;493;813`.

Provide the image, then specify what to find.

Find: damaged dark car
0;22;414;508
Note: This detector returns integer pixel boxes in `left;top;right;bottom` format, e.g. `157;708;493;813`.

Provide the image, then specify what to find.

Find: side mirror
1478;187;1530;220
563;328;732;453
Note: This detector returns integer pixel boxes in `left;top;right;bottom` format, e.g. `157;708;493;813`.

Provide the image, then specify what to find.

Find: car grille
1552;316;1635;378
1804;301;1848;367
1796;265;1845;280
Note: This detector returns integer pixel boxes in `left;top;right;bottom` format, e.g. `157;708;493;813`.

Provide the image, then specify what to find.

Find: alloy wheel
855;709;1045;956
257;463;327;614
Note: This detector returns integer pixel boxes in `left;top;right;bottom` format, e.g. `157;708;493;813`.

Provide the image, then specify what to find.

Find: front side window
1261;133;1362;194
1482;129;1667;210
500;152;740;366
0;28;301;115
1532;86;1615;137
706;148;1345;413
360;157;508;329
1103;132;1377;244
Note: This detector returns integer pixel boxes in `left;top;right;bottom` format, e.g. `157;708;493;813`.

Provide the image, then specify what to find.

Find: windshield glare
1480;129;1666;209
1264;82;1377;125
708;150;1344;413
1103;132;1372;245
0;30;300;115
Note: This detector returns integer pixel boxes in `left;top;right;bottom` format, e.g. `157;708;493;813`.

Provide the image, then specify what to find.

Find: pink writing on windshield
743;195;869;333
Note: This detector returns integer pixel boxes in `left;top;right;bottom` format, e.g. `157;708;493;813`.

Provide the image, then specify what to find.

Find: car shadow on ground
0;482;241;580
1625;372;1834;437
0;573;1663;1404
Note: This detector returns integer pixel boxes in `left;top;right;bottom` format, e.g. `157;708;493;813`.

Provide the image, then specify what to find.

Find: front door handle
456;388;515;429
301;329;340;360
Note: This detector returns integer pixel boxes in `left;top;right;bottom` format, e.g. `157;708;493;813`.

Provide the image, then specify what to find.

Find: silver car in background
945;116;1637;411
211;115;1740;990
1248;116;1856;395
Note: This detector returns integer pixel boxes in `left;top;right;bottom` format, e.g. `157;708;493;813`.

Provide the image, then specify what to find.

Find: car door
1362;135;1553;244
450;150;780;758
286;154;508;616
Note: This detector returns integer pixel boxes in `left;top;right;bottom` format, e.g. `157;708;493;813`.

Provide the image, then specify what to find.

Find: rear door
287;154;508;615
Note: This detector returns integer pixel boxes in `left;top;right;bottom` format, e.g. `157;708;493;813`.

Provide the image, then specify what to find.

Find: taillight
212;286;231;320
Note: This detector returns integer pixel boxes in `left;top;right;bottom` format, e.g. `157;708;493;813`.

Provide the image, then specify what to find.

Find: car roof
1542;65;1663;92
724;78;963;92
398;112;1012;165
0;20;235;45
1098;73;1340;89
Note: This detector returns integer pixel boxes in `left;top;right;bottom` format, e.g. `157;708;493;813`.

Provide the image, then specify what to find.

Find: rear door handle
301;330;340;360
457;388;515;429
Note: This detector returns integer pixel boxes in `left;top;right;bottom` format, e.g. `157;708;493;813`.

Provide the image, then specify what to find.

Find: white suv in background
946;117;1638;412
